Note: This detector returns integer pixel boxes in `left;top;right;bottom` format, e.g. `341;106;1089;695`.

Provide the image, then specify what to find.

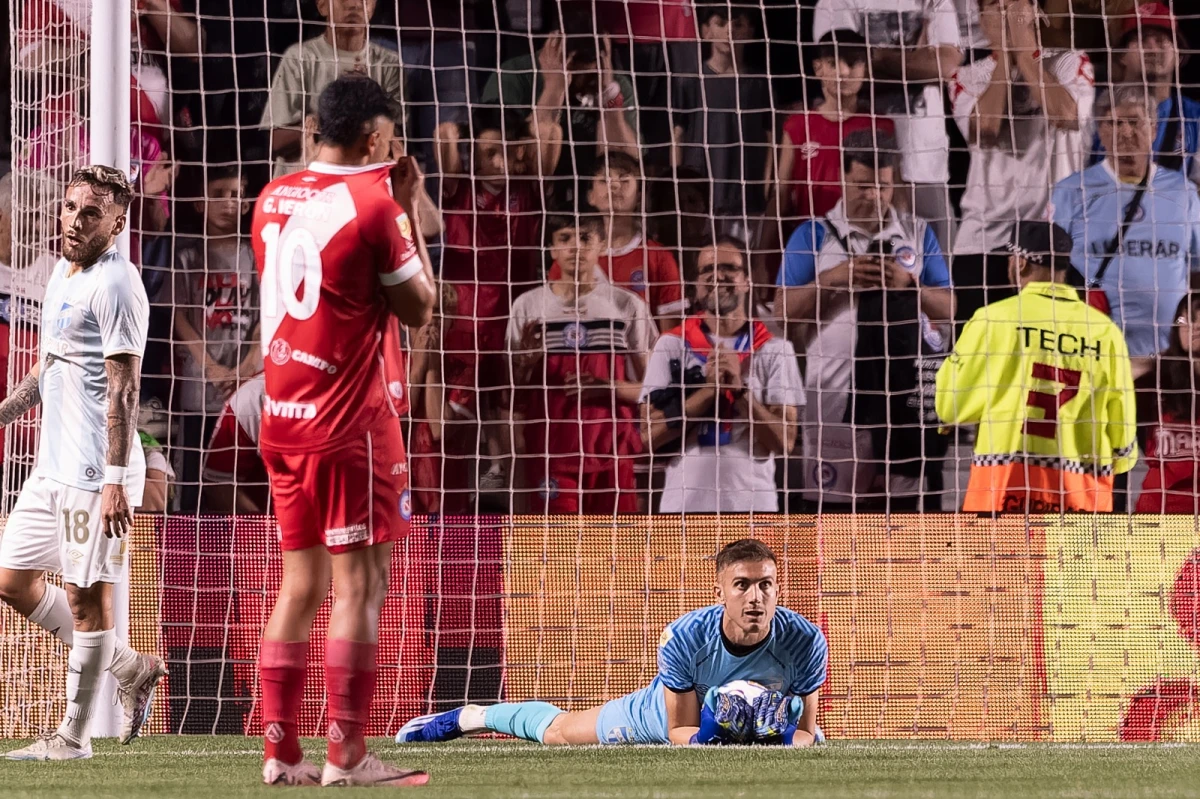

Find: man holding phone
776;129;955;509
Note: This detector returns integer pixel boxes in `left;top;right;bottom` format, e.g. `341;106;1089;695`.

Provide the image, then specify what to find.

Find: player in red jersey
508;214;655;513
249;76;436;788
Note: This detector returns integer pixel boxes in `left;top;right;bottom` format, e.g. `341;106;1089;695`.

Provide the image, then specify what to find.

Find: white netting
0;0;1199;742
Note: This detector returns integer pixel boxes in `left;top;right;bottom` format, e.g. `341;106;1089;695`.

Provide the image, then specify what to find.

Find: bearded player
398;539;827;747
251;76;436;787
0;166;166;760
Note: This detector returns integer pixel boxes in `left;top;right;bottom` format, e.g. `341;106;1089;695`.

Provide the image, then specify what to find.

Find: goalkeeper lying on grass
398;539;827;747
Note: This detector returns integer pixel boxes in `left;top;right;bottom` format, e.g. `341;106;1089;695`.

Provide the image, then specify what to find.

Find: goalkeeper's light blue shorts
594;678;670;744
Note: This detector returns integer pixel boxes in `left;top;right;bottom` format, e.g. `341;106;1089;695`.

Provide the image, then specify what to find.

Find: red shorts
261;418;412;553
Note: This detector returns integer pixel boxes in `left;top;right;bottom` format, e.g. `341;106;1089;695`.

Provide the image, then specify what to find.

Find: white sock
57;628;115;747
27;584;140;679
459;704;488;733
28;583;74;648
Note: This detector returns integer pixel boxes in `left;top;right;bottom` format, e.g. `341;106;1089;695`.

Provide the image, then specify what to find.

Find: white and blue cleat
396;707;468;744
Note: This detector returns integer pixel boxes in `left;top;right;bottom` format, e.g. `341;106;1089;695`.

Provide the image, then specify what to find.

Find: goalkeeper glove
691;687;754;744
751;691;804;744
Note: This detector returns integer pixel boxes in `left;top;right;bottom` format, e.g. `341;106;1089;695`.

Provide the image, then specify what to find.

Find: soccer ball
714;680;768;706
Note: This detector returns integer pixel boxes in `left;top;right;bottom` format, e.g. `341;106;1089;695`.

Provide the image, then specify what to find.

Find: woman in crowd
1137;291;1200;513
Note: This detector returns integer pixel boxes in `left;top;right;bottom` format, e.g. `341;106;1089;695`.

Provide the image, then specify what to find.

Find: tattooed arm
102;354;142;538
0;365;42;427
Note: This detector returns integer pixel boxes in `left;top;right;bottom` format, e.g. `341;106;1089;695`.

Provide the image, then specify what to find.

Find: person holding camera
640;236;803;513
776;130;955;510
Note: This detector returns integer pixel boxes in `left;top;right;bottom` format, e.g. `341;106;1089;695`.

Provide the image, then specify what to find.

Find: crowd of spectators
1;0;1200;515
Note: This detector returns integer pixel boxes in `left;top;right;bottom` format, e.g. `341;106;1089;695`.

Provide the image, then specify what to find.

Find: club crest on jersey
562;323;587;349
799;141;820;161
399;489;413;521
629;269;646;293
54;302;73;332
269;338;292;366
893;246;918;269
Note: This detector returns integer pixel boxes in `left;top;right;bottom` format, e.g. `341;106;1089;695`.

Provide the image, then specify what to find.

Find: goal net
1;0;1200;743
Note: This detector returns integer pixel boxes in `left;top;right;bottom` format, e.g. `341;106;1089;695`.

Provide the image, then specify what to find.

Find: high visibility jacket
935;282;1138;512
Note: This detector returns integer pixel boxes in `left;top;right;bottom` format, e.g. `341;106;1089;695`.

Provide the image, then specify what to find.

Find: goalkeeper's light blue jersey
656;604;828;704
1050;161;1200;357
594;604;827;744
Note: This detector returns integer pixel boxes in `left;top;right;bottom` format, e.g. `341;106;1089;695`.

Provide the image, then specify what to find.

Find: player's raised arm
0;364;42;427
381;156;436;328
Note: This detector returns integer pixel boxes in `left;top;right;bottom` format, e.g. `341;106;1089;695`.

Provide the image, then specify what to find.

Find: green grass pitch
1;737;1199;798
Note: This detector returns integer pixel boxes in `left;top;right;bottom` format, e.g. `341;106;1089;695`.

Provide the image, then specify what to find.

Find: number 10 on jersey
260;222;324;344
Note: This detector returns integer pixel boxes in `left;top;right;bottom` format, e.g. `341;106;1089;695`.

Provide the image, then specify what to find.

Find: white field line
83;741;1199;758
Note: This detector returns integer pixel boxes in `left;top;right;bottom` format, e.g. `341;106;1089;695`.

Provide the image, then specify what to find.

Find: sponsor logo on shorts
68;549;83;564
391;462;408;476
389;381;405;400
269;338;292;366
264;394;317;420
603;726;634;744
325;523;369;547
539;478;560;500
399;489;413;521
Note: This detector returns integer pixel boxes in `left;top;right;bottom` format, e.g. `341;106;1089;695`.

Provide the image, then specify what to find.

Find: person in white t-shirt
641;236;803;513
259;0;403;178
812;0;963;252
949;0;1094;323
0;167;166;760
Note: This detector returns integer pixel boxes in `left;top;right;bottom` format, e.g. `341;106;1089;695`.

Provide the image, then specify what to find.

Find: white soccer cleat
321;753;430;787
116;653;168;744
263;757;322;786
6;732;92;761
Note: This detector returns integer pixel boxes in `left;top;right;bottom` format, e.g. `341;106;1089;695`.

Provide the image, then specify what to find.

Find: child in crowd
550;152;686;332
437;107;563;496
508;214;655;514
774;30;894;222
1137;291;1200;513
172;165;259;512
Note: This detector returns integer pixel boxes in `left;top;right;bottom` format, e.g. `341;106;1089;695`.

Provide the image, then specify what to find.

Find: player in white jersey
0;166;166;760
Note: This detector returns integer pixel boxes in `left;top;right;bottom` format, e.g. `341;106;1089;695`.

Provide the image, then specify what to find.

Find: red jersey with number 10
251;161;422;452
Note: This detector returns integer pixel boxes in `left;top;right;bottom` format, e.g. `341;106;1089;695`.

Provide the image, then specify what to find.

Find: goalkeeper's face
60;183;126;266
716;558;779;644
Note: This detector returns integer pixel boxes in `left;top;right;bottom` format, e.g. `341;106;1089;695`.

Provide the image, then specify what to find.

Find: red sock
325;639;378;769
260;640;308;765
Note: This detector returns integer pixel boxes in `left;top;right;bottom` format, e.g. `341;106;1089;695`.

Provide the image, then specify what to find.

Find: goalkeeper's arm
788;690;820;748
663;686;701;745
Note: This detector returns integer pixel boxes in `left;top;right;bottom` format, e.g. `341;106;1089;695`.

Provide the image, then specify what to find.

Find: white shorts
0;476;127;588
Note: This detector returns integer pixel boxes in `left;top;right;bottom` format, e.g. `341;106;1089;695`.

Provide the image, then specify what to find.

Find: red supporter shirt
1136;411;1200;514
441;179;542;348
596;0;697;42
783;111;894;219
549;234;686;321
251;161;422;452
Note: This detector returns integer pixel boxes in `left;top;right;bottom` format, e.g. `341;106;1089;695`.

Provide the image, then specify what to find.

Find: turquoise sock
484;702;565;743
